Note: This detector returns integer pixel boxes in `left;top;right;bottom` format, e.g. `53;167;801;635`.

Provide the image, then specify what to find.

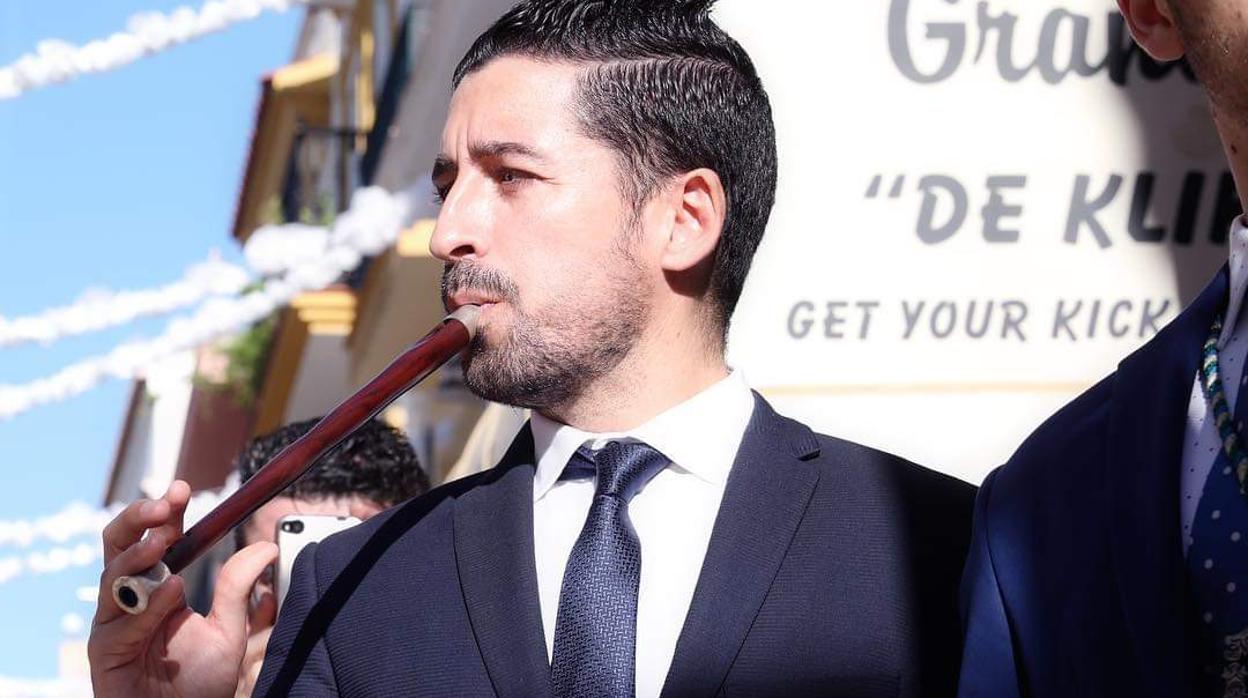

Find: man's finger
101;498;170;566
149;480;191;548
94;529;172;624
208;542;279;647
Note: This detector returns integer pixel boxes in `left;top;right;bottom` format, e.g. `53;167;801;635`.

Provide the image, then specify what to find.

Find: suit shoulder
307;466;499;574
761;399;966;489
810;431;976;506
804;431;975;601
992;372;1115;495
760;400;975;512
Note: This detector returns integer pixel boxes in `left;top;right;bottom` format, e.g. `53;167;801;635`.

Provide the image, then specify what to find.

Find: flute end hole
118;586;139;609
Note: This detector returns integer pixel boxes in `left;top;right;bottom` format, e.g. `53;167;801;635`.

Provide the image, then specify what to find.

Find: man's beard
440;246;648;411
1173;3;1248;128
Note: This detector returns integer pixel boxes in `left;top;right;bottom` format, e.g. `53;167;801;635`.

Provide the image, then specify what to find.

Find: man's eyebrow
469;140;547;163
432;155;455;181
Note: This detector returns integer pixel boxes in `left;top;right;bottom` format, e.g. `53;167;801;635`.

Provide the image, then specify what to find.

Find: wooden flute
111;304;481;615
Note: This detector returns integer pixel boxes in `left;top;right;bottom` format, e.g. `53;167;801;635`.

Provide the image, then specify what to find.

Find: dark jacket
257;394;975;697
957;268;1228;697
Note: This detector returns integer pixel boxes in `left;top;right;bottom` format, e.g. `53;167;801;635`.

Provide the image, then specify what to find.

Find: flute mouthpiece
446;304;481;339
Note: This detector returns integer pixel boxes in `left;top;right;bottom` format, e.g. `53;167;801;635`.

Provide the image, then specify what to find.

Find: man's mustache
440;262;520;310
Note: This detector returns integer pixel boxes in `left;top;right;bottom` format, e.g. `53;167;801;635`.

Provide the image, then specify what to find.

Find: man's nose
429;175;491;263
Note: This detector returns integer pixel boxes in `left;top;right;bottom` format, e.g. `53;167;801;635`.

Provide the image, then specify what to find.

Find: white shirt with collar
1183;217;1248;555
530;370;756;698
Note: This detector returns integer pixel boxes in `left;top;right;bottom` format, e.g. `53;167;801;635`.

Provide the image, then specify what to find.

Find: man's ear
658;168;726;274
1118;0;1185;62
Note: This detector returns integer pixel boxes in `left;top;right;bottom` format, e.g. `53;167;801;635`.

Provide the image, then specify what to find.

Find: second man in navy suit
959;1;1248;696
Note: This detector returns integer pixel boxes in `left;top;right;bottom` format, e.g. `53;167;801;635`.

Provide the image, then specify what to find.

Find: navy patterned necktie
1190;373;1248;691
549;441;669;698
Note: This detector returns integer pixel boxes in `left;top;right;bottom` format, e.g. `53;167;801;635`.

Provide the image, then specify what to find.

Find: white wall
109;351;195;503
718;0;1226;482
283;334;352;425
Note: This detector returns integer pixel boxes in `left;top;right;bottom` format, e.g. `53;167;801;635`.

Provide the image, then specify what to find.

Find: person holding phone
228;417;430;697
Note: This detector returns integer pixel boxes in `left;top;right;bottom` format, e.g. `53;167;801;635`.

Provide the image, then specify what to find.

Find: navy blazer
958;268;1228;697
256;394;974;697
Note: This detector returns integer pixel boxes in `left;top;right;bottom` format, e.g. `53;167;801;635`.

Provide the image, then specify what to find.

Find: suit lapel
1108;266;1227;697
661;395;821;697
453;425;553;698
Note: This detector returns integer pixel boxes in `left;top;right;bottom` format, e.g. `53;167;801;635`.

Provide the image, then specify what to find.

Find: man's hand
88;480;278;698
236;625;274;698
236;579;277;698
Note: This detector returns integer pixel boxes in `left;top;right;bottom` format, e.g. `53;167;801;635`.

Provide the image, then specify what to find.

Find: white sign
720;0;1230;483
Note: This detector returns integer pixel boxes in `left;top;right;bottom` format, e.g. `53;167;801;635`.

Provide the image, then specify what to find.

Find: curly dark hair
234;417;430;548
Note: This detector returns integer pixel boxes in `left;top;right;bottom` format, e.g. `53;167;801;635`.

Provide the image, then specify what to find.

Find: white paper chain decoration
0;185;423;422
0;0;306;101
0;480;237;586
0;542;101;586
0;253;249;349
0;502;120;549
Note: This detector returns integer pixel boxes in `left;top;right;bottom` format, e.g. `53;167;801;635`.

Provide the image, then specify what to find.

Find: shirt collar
530;371;756;502
1220;215;1248;348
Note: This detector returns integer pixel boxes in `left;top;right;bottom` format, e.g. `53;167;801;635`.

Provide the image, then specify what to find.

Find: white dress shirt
1183;217;1248;555
530;370;756;698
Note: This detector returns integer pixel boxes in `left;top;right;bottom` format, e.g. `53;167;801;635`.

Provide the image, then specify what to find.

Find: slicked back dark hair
453;0;778;338
234;417;430;548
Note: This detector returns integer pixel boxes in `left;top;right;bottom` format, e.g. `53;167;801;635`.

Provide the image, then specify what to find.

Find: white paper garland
0;253;249;349
0;542;100;590
0;480;237;587
0;502;119;549
0;0;306;101
0;185;422;422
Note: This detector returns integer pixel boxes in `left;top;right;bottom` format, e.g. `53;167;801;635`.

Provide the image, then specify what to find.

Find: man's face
1171;0;1248;126
432;56;652;411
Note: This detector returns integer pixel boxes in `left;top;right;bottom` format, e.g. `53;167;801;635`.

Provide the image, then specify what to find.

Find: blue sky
0;1;300;680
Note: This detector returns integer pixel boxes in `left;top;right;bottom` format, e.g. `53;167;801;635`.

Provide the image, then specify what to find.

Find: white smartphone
274;513;361;612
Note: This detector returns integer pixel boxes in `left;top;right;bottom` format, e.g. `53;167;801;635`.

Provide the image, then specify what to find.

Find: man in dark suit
89;1;974;696
959;1;1248;696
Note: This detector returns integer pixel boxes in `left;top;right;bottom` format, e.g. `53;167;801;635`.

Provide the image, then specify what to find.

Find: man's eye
433;186;449;204
498;168;530;186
